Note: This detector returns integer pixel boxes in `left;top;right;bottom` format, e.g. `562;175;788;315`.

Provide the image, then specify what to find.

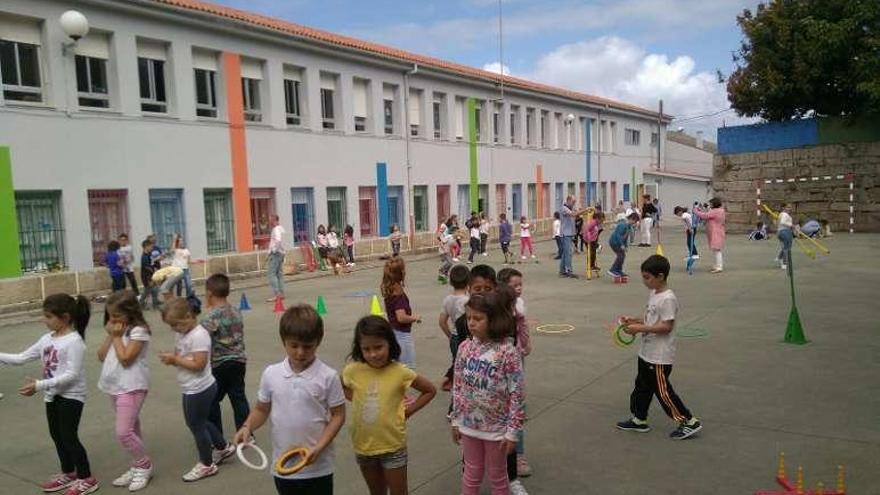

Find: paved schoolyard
1;227;878;494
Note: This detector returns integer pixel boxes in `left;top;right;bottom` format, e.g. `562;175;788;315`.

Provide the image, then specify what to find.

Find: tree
726;0;880;121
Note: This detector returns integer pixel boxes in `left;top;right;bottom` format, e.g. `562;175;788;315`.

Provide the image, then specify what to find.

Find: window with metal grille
495;184;507;217
527;183;536;219
436;185;450;225
413;185;428;231
511;184;522;220
387;186;404;233
138;58;166;113
433;99;443;139
204;189;235;254
15;191;66;272
510;109;517;144
358;187;377;238
149;189;186;251
0;40;42;102
194;69;217;118
284;79;302;125
326;187;347;231
88;190;130;266
291;187;315;243
75;55;108;108
384;99;394;135
250;188;276;250
242;78;261;122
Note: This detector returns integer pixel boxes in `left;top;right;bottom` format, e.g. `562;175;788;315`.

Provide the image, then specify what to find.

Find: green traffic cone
783;250;808;345
783;306;808;344
316;295;327;316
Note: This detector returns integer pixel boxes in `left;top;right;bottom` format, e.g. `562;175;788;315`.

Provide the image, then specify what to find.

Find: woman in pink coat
694;197;726;273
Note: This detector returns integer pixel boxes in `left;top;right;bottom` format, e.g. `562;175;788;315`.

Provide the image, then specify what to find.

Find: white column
305;67;323;131
445;93;456;142
339;72;354;134
168;41;195;120
110;32;141;117
371;80;384;137
499;101;511;146
265;59;286;129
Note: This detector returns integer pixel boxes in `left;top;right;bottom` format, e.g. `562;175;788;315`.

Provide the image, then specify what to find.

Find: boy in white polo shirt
615;255;703;440
234;305;346;494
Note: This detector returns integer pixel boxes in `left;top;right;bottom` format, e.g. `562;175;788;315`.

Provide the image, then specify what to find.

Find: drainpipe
403;63;419;249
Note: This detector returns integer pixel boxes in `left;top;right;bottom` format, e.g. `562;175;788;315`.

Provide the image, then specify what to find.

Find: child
389;224;402;257
107;240;125;291
451;289;524;495
584;211;604;272
316;225;329;269
437;220;455;284
344;224;356;266
343;316;437;495
498;213;513;265
138;239;160;310
327;224;340;257
693;198;726;274
0;294;99;495
776;203;794;270
608;212;640;278
467;214;481;264
118;233;139;296
574;214;585;253
233;305;345;495
438;265;470;391
519;216;534;260
497;268;532;480
97;291;153;491
201;274;250;452
616;255;703;440
479;212;490;256
381;257;421;369
639;195;657;247
748;222;768;241
673;207;700;259
159;298;234;482
552;212;562;260
171;235;194;297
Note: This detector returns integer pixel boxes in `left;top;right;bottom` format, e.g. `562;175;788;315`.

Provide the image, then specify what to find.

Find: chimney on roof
696;131;704;150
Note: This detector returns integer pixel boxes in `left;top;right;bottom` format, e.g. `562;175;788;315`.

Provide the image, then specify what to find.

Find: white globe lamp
60;10;89;41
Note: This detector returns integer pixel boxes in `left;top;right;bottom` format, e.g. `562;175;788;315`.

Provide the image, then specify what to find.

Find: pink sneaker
62;477;100;495
39;473;76;493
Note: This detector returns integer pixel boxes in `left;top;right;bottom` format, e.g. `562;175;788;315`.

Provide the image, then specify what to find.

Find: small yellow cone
370;295;385;317
656;244;664;256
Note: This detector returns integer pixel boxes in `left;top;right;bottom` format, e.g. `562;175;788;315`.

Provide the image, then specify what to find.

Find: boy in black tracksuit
139;239;160;309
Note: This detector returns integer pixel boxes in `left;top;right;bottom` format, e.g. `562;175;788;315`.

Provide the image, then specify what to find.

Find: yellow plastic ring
275;447;310;476
535;324;574;334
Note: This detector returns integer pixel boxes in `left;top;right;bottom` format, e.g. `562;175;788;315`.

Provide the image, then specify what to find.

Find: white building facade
0;0;670;273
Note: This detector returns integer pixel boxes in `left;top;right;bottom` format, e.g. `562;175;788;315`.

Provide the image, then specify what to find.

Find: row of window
0;14;659;153
14;180;634;272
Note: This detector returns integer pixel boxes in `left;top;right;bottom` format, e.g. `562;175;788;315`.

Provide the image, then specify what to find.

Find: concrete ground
1;227;878;494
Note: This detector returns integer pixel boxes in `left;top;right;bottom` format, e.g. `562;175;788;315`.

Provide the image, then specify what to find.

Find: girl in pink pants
451;288;525;494
519;217;535;259
98;291;153;492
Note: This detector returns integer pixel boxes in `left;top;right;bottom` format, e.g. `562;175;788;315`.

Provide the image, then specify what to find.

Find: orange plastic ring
275;447;310;476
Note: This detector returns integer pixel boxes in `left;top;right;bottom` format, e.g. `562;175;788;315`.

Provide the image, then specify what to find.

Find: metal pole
585;118;592;206
468;98;479;212
498;0;504;102
657;99;663;170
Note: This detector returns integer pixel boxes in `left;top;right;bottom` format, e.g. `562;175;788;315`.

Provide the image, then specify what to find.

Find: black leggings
46;396;92;478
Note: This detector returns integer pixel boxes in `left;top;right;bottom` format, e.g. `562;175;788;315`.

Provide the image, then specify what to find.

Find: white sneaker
780;264;788;270
530;254;536;259
212;442;236;464
452;257;460;262
182;463;218;482
128;466;152;492
692;254;699;259
112;469;133;487
520;255;527;260
482;252;488;256
510;480;530;495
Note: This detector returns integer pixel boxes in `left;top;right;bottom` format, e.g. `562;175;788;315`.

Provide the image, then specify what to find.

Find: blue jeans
610;244;626;274
175;268;193;297
777;228;793;262
554;236;563;258
266;252;285;298
208;361;250;438
394;329;415;369
559;235;573;274
182;382;226;466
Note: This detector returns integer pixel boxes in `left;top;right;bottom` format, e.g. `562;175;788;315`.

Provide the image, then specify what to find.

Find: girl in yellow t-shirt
342;316;436;495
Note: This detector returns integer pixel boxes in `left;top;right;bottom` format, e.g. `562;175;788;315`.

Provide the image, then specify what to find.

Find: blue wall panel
718;119;818;155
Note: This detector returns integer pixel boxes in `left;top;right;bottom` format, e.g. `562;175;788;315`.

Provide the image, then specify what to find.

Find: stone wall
712;141;880;233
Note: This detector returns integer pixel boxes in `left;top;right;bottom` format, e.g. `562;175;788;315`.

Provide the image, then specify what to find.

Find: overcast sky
211;0;762;139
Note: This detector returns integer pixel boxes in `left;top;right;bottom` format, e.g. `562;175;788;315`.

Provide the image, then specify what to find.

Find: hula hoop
275;447;310;476
535;324;574;334
612;324;635;347
236;442;268;471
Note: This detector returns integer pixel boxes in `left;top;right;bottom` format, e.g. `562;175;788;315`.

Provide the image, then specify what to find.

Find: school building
1;0;688;278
